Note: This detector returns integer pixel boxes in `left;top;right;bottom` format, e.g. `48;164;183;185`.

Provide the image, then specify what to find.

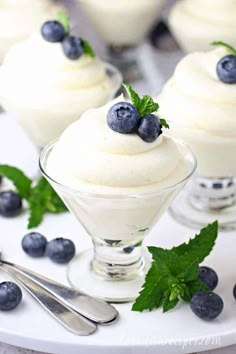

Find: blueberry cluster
41;20;85;60
217;55;236;83
190;266;223;321
107;102;162;143
22;232;76;264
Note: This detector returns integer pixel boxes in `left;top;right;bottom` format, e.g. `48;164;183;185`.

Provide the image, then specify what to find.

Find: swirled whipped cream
46;97;192;195
0;0;63;62
169;0;236;52
80;0;164;45
0;33;119;147
158;48;236;177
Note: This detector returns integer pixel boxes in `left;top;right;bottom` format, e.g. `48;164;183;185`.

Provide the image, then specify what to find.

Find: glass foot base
67;248;151;303
170;187;236;231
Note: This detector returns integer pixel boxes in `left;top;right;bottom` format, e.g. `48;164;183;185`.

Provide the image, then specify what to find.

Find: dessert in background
0;0;65;63
0;14;122;148
169;0;236;53
158;42;236;229
78;0;164;80
40;85;196;301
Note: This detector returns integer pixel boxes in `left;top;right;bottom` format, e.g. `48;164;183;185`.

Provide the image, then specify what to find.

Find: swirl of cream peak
0;33;118;147
46;97;191;195
169;0;236;52
158;48;236;177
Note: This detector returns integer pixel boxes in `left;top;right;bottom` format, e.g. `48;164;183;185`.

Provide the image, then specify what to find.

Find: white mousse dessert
158;46;236;178
44;92;195;241
0;21;121;147
79;0;164;46
169;0;236;53
0;0;64;63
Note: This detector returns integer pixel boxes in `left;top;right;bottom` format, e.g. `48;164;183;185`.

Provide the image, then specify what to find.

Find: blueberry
137;114;162;143
22;232;47;258
123;246;134;254
216;55;236;83
41;21;66;43
0;191;22;217
107;102;140;134
233;284;236;300
190;291;224;321
0;282;22;311
46;238;75;264
62;36;84;60
199;266;218;290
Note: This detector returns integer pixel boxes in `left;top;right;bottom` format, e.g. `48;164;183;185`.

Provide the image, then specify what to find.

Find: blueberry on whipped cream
107;84;168;143
212;42;236;84
41;21;66;43
107;102;140;134
41;11;95;60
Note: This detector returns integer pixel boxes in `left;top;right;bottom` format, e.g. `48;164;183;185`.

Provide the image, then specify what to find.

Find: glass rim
39;138;197;199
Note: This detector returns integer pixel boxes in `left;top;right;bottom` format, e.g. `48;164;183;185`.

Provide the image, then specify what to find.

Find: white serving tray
0;113;236;354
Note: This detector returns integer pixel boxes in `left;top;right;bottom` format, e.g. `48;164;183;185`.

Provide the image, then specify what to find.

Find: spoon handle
1;263;96;336
2;260;118;324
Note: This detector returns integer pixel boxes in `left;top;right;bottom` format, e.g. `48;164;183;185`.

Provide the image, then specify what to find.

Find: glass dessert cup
39;140;197;302
78;0;164;82
167;126;236;231
0;63;122;149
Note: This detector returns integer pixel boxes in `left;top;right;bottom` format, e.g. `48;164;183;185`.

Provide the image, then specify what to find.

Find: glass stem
189;176;236;211
91;237;145;281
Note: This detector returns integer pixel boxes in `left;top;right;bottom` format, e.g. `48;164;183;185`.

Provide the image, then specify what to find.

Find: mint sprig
82;39;96;58
0;165;67;229
132;221;218;313
123;84;169;129
211;41;236;56
57;10;70;34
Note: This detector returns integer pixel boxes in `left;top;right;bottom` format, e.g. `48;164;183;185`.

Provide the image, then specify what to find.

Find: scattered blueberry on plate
22;232;48;258
199;266;218;291
46;238;75;264
62;36;84;60
217;55;236;84
0;282;22;311
190;291;224;321
107;102;140;134
41;20;66;43
137;114;162;143
0;191;22;217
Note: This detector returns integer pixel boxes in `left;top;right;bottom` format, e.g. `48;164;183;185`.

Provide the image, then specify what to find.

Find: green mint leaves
82;39;96;58
123;84;169;128
0;165;67;229
132;221;218;313
57;10;70;34
211;41;236;56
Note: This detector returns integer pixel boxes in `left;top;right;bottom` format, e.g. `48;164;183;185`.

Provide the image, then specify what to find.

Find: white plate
1;113;236;354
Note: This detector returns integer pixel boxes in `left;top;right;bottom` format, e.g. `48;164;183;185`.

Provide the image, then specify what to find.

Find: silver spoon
0;261;96;336
0;256;118;324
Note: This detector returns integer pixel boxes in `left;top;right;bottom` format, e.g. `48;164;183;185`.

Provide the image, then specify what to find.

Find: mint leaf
171;221;218;265
211;41;236;55
0;165;32;199
57;10;70;34
181;279;209;303
123;84;142;109
163;288;179;313
123;84;160;118
82;39;96;58
133;222;218;313
28;177;67;228
132;263;165;312
160;118;170;129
